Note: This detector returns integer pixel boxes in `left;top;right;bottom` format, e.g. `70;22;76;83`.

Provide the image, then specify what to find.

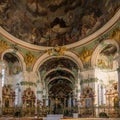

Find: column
103;85;106;105
0;60;6;115
68;94;72;108
15;83;22;107
45;92;49;107
94;81;99;117
115;56;120;115
77;70;81;100
98;84;100;115
0;65;3;108
36;80;43;102
0;66;2;116
117;67;120;115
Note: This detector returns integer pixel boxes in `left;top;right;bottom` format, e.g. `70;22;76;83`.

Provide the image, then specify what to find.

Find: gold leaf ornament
24;52;35;66
79;47;93;63
0;40;9;52
47;45;67;56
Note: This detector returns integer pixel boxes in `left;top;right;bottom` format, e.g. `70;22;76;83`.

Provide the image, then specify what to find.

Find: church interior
0;0;120;120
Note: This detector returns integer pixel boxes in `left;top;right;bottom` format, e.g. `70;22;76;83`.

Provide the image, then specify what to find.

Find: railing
0;106;120;118
78;106;119;118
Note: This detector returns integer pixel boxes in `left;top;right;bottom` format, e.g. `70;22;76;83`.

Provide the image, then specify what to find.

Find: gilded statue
97;59;107;68
79;47;93;63
110;28;120;44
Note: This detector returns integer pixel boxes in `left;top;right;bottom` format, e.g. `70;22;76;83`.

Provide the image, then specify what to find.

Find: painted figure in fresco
0;0;120;46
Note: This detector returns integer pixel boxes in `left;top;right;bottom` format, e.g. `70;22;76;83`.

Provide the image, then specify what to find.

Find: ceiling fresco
45;70;75;82
3;52;22;75
39;57;78;96
39;57;78;73
0;0;120;47
48;79;73;97
0;0;120;99
96;43;118;69
100;44;117;56
39;57;78;84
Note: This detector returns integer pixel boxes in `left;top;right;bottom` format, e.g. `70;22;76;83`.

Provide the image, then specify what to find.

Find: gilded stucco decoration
47;45;67;56
0;40;9;54
24;52;36;68
79;47;93;66
97;58;109;69
110;28;120;45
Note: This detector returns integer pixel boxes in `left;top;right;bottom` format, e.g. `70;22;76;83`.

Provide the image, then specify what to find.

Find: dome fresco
0;0;120;47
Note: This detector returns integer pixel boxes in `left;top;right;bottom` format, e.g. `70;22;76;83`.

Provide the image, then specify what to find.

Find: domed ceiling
0;0;120;47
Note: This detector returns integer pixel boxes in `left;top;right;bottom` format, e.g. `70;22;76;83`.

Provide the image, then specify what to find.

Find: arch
32;51;83;95
1;49;26;71
91;39;119;68
47;76;73;85
33;51;83;72
43;68;76;82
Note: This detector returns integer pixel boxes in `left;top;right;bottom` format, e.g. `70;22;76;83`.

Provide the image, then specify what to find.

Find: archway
91;39;119;117
35;55;81;115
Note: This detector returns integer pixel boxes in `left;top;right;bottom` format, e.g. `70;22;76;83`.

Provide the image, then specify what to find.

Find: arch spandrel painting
0;0;120;47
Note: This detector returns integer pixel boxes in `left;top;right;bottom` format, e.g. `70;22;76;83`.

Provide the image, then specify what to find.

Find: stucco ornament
47;45;67;56
79;47;93;64
0;40;9;54
24;52;35;67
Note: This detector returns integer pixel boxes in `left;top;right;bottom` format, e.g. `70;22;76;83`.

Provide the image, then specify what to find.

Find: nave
0;0;120;119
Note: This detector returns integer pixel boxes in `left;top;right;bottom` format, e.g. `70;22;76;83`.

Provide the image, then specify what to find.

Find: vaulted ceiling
39;57;78;97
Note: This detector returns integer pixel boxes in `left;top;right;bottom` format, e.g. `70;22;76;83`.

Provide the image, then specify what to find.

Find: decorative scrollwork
47;45;67;56
0;40;9;53
79;47;93;64
24;52;35;67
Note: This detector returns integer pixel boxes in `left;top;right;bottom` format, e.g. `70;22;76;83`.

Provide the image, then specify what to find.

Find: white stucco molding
91;39;120;68
42;68;75;82
47;76;73;85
